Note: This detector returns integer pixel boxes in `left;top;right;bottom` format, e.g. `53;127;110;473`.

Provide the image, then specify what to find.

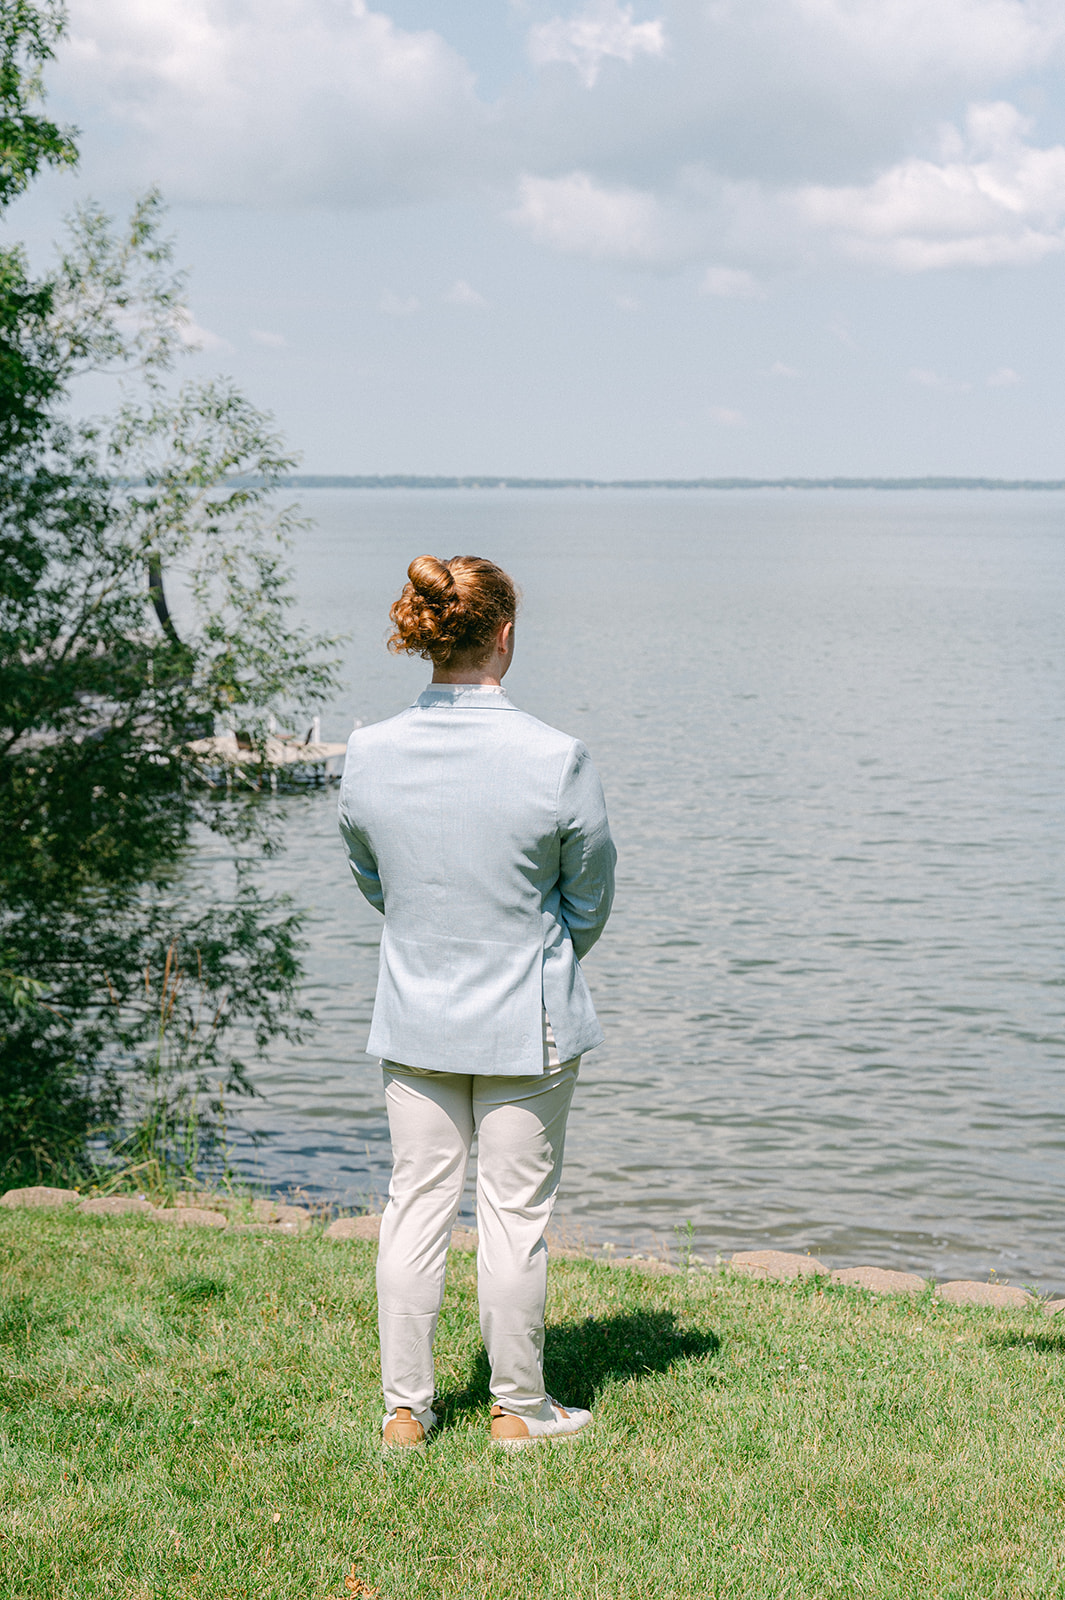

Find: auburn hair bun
389;555;517;667
407;555;455;601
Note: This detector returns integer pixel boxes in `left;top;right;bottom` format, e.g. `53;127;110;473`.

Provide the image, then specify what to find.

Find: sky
9;0;1065;477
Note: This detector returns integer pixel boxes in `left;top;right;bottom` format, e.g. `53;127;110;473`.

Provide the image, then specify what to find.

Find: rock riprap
610;1256;678;1276
253;1199;310;1227
937;1280;1034;1309
1;1186;80;1209
1;1185;1059;1304
233;1200;311;1235
731;1250;828;1281
831;1266;928;1295
78;1196;156;1217
156;1206;228;1229
324;1215;381;1242
322;1216;479;1250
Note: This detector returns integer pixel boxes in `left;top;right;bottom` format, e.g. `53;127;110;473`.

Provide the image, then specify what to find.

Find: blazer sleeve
337;790;385;916
556;740;616;960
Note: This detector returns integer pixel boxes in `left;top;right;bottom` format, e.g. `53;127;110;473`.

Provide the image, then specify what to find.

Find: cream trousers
377;1053;580;1417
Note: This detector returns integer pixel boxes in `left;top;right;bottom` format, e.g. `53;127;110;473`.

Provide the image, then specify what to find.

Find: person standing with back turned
338;555;616;1451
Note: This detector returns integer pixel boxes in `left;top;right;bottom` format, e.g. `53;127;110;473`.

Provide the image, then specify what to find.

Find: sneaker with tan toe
490;1397;593;1450
382;1405;436;1450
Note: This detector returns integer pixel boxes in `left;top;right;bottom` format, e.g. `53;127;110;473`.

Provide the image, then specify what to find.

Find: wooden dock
185;727;348;789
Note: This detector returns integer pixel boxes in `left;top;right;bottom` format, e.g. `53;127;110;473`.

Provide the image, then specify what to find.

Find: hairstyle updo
388;556;518;667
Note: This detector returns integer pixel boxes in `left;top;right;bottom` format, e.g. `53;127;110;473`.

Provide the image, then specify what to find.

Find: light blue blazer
337;683;616;1075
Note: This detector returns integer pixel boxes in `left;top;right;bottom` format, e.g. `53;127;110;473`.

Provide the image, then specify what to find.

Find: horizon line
257;474;1065;491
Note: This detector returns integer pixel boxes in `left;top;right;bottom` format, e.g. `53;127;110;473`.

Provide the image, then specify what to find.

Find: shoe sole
493;1423;592;1452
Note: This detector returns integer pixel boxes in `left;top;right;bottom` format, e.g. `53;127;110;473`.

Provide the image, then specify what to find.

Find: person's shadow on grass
985;1328;1065;1356
436;1309;721;1427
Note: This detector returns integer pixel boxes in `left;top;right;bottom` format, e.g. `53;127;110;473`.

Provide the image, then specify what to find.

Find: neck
432;657;507;687
431;670;503;687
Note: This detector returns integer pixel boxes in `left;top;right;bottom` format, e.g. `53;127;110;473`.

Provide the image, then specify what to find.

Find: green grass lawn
1;1210;1063;1599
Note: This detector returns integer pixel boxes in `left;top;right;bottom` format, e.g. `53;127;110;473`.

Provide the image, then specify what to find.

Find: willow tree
0;1;340;1182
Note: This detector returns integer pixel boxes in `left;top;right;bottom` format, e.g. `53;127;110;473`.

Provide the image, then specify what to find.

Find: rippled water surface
216;490;1065;1288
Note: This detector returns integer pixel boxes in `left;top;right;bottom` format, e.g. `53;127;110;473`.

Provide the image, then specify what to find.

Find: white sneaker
490;1397;593;1450
382;1405;436;1450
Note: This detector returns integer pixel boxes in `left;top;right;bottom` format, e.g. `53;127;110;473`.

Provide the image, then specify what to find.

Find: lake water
215;489;1065;1290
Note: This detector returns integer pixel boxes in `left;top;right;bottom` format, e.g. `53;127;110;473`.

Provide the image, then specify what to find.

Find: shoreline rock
830;1266;928;1295
78;1196;156;1218
324;1214;381;1242
731;1250;828;1281
937;1280;1034;1310
155;1206;228;1229
1;1185;80;1209
1;1185;1058;1304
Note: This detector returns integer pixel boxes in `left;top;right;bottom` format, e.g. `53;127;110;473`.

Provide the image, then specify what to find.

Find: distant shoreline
264;474;1065;491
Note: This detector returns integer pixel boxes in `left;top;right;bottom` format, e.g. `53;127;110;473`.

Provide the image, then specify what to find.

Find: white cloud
506;3;1065;281
511;0;1065;213
379;291;421;316
987;365;1022;385
528;1;666;88
509;97;1065;281
710;404;746;426
443;279;489;308
793;102;1065;269
250;328;286;348
54;0;481;204
908;367;972;393
700;265;765;298
177;312;230;353
47;0;1065;288
788;0;1063;83
769;361;799;377
614;292;640;310
508;171;678;263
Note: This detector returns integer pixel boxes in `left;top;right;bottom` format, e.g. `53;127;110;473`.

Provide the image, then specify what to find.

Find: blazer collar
413;683;517;710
